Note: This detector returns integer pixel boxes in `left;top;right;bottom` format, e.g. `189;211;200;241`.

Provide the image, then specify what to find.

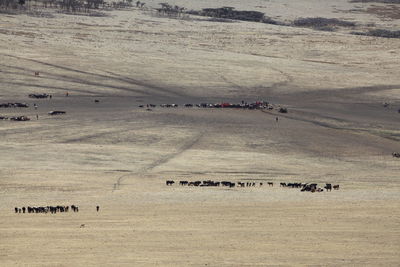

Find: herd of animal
13;205;100;214
29;93;52;99
0;102;29;108
166;180;339;192
1;93;66;121
140;101;288;112
0;115;30;121
14;205;80;214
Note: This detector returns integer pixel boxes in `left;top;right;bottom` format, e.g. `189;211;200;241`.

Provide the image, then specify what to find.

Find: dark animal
280;182;286;187
392;152;400;158
301;184;318;192
333;185;340;190
325;183;332;191
179;181;188;186
96;206;99;212
166;180;175;186
71;205;79;212
267;182;273;187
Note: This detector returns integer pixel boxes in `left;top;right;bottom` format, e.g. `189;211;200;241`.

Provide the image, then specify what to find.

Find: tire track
260;109;400;142
112;131;205;191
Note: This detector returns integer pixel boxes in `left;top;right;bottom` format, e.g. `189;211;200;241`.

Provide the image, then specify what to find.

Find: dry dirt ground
0;1;400;266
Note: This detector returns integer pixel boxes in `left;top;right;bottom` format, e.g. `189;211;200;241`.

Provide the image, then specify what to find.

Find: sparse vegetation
352;29;400;38
350;0;400;3
156;2;185;17
293;17;355;30
186;6;278;24
0;0;113;14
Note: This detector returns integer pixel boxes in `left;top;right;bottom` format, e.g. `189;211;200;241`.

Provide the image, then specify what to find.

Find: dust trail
112;131;204;191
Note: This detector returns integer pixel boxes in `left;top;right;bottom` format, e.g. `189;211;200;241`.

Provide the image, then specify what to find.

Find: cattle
333;185;340;190
325;184;332;192
188;181;201;186
267;182;273;187
221;181;235;187
166;180;175;186
301;183;318;192
280;182;286;187
392;152;400;158
14;205;73;214
179;181;188;186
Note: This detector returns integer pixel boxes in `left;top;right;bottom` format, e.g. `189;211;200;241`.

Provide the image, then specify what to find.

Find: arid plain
1;0;400;266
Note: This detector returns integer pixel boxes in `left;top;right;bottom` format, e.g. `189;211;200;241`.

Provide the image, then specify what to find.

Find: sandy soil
0;1;400;266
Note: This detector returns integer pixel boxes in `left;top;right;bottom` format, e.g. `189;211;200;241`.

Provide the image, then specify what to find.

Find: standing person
276;117;278;122
96;206;100;212
36;114;39;120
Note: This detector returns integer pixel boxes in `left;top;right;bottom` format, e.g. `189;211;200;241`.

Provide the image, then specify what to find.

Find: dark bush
351;29;400;38
293;17;355;29
201;7;265;22
186;6;279;24
262;16;279;25
350;0;400;3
